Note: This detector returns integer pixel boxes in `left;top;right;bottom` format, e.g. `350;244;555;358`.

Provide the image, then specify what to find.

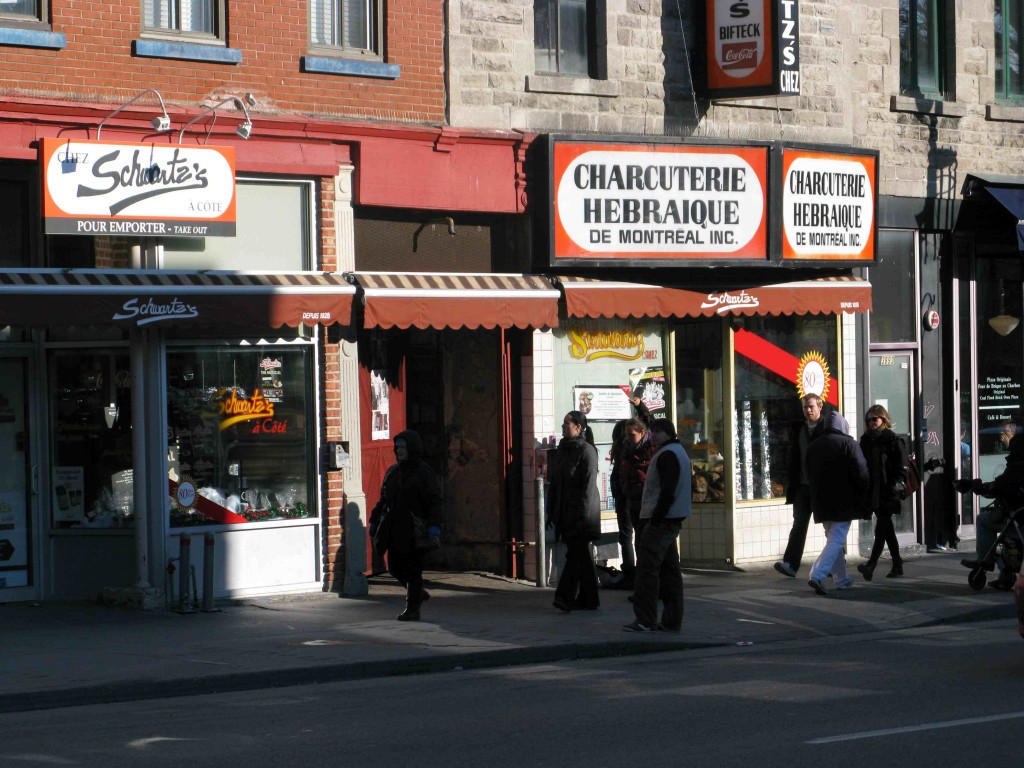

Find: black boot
397;606;421;621
856;562;876;582
886;561;904;578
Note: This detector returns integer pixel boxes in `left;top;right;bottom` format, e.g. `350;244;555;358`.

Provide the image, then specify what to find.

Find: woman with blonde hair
857;404;909;580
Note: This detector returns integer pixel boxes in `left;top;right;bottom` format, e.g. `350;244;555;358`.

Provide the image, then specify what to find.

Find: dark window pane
870;230;917;344
560;0;589;75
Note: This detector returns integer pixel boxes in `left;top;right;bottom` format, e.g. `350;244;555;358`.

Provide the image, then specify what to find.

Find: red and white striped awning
558;275;871;319
0;269;355;329
352;272;560;330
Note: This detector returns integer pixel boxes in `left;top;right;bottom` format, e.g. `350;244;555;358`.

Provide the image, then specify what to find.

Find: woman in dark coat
548;410;601;612
857;404;909;580
369;429;443;621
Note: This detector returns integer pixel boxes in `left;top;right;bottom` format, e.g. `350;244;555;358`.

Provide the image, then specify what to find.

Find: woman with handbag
369;429;443;621
857;404;909;580
548;410;601;612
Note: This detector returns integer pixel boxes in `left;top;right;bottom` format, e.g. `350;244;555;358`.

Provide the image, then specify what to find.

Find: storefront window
50;351;134;528
553;319;668;511
166;345;314;527
733;316;839;501
674;319;725;502
975;257;1022;483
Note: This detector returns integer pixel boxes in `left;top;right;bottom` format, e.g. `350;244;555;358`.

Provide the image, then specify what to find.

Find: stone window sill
986;104;1024;123
133;39;241;64
525;74;620;98
889;95;966;118
0;26;65;49
301;56;399;79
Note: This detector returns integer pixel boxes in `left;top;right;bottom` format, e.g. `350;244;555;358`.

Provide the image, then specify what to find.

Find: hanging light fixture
988;279;1019;336
96;89;172;139
178;95;254;144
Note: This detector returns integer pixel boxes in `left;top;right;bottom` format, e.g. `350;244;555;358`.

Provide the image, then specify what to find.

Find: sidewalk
0;550;1016;713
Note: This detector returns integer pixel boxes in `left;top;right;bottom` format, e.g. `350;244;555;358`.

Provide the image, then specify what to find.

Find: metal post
177;534;194;613
201;532;219;612
535;477;547;588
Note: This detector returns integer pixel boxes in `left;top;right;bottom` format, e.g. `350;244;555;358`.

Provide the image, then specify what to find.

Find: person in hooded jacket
549;410;601;612
369;429;443;621
857;404;909;580
806;410;870;597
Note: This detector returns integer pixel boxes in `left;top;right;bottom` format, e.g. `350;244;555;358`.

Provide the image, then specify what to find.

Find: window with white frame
311;0;380;56
143;0;222;38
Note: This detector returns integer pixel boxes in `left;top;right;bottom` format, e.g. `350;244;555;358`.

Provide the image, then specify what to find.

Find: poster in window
260;355;284;404
0;492;29;579
573;386;632;422
371;369;390;441
52;466;85;523
629;367;668;419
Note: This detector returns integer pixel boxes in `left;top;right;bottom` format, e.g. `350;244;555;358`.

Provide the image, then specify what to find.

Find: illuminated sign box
41;138;237;237
705;0;800;100
549;138;771;267
779;145;879;264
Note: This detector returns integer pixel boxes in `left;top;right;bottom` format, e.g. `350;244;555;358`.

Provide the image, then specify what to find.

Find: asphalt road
2;620;1021;768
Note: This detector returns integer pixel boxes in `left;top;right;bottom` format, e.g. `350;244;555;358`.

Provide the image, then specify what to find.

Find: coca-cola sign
705;0;799;99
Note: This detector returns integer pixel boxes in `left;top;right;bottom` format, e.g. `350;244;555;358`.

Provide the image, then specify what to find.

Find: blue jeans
632;519;684;629
809;521;851;585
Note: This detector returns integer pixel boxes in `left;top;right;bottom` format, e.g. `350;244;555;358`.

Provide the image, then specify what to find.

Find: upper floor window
996;0;1024;100
534;0;595;77
143;0;222;38
899;0;946;97
311;0;380;56
0;0;46;25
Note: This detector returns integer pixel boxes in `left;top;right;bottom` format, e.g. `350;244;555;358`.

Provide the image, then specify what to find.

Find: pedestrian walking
623;418;691;632
368;429;443;621
857;404;909;580
775;393;826;578
549;410;602;612
806;410;870;597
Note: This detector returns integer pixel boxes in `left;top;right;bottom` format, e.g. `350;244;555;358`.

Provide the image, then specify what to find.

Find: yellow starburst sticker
796;351;831;401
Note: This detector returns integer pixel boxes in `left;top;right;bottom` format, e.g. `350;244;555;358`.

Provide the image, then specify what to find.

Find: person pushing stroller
956;433;1024;591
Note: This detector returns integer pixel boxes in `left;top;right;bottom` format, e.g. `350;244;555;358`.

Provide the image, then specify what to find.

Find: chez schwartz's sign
550;140;770;266
705;0;800;100
548;138;878;267
40;138;236;237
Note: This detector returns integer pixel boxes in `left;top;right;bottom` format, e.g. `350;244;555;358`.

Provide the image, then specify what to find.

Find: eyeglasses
865;416;882;424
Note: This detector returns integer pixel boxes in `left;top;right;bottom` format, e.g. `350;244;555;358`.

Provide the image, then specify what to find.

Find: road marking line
807;711;1024;744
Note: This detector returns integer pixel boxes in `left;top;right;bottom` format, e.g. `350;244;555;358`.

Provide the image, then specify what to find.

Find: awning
559;275;871;319
353;272;560;329
0;270;355;329
961;173;1024;250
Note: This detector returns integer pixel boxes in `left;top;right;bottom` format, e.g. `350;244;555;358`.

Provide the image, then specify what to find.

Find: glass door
869;351;917;540
0;355;38;598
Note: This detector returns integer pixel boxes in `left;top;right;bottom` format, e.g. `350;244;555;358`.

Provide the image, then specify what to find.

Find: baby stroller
952;479;1024;591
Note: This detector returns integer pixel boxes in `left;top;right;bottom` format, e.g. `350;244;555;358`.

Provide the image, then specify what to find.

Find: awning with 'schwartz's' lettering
0;269;355;329
558;275;872;319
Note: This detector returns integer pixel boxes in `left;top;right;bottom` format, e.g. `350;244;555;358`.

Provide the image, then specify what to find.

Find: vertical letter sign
705;0;800;99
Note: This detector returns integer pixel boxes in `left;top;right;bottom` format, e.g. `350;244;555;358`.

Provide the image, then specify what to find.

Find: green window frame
996;0;1024;100
899;0;946;97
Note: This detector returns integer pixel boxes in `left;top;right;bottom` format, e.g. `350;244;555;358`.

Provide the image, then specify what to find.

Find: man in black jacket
775;394;826;578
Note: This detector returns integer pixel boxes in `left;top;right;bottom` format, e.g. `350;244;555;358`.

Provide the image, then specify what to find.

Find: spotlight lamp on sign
96;88;173;139
178;95;254;145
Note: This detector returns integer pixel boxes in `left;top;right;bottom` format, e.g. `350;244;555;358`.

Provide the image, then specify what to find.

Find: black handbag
412;514;440;551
